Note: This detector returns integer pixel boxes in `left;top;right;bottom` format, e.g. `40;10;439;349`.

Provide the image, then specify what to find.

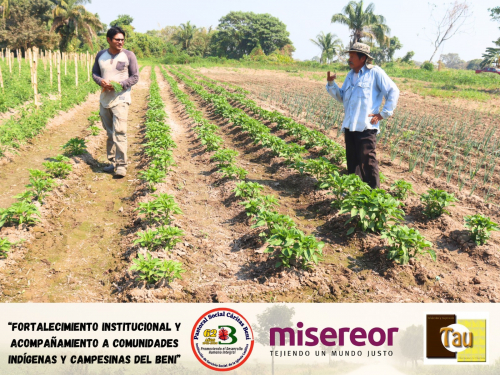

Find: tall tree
331;0;390;46
481;5;500;68
0;0;58;50
310;31;343;64
370;36;402;63
210;11;293;59
172;21;198;51
110;14;133;28
0;0;9;18
427;1;471;62
50;0;102;50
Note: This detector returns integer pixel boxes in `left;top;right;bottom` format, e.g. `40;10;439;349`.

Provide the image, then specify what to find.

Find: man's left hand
368;113;383;125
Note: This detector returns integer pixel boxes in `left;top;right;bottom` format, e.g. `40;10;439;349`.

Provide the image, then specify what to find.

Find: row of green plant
0;136;87;257
129;67;185;285
161;68;325;270
159;67;248;181
184;70;500;251
168;69;345;190
0;78;98;158
174;66;347;165
87;110;101;136
171;67;499;265
252;80;500;202
0;59;91;113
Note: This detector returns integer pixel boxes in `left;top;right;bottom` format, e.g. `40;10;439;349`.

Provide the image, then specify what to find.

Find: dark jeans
344;129;379;189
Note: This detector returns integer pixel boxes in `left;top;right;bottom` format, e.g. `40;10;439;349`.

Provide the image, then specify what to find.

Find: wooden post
18;52;21;76
33;47;39;107
57;52;61;99
74;53;78;87
49;50;53;88
86;51;90;82
7;48;11;74
0;65;4;93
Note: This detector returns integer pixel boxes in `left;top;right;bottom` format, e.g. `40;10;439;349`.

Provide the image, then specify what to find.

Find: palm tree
331;0;390;47
50;0;102;50
310;32;343;64
480;47;500;68
172;21;199;51
0;0;9;18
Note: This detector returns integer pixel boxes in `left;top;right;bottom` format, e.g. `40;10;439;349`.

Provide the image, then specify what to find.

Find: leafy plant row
129;67;185;285
173;66;346;165
161;67;325;270
172;68;500;265
168;69;345;190
0;136;89;258
0;59;88;113
0;79;99;158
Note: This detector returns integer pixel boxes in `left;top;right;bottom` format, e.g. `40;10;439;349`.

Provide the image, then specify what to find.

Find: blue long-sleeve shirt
325;65;399;133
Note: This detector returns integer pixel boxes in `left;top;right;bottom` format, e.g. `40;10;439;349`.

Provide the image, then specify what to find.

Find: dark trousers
344;129;379;189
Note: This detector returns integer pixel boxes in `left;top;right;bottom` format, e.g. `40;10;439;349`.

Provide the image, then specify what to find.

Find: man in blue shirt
326;42;399;188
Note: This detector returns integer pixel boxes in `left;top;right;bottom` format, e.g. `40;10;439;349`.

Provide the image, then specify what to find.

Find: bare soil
115;67;500;304
0;67;151;302
2;65;499;305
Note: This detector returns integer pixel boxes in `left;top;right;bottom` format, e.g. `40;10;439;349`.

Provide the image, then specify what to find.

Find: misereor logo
425;313;488;365
191;308;254;371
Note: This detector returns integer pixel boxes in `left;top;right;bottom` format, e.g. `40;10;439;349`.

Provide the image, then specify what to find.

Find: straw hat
347;42;374;67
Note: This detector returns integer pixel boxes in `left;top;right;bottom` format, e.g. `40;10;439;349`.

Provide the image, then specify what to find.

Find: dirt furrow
0;91;101;209
162;67;500;304
0;67;151;302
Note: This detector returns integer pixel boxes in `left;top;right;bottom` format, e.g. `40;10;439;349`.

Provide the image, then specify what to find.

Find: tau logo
440;324;473;352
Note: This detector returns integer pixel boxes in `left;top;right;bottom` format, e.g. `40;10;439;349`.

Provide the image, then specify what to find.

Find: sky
87;0;500;62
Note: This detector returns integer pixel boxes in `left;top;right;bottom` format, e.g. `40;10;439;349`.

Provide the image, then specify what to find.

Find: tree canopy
331;0;390;46
310;32;343;64
210;11;294;59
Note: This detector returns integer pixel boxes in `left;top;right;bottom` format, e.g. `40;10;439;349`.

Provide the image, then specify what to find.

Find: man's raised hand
327;71;337;82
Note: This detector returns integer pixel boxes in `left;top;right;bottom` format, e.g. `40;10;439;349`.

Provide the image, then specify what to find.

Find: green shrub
340;189;404;234
129;253;185;284
381;225;435;265
390;179;415;200
265;226;324;269
420;189;457;218
464;214;499;246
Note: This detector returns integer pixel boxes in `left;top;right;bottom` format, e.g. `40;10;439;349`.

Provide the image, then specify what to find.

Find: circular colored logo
191;308;254;371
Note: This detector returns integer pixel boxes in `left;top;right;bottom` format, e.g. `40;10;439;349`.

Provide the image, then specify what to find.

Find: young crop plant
319;172;370;207
26;173;57;203
211;149;238;168
340;189;404;234
139;167;166;191
420;189;457;219
0;237;12;257
62;137;87;156
156;226;184;251
201;133;223;151
43;157;72;178
136;193;182;224
0;202;41;228
219;165;248;180
252;210;296;237
240;195;279;217
381;225;436;265
129;253;185;284
88;125;101;136
390;179;415;201
233;181;264;199
265;226;324;269
133;226;184;252
304;157;339;182
464;214;499;246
